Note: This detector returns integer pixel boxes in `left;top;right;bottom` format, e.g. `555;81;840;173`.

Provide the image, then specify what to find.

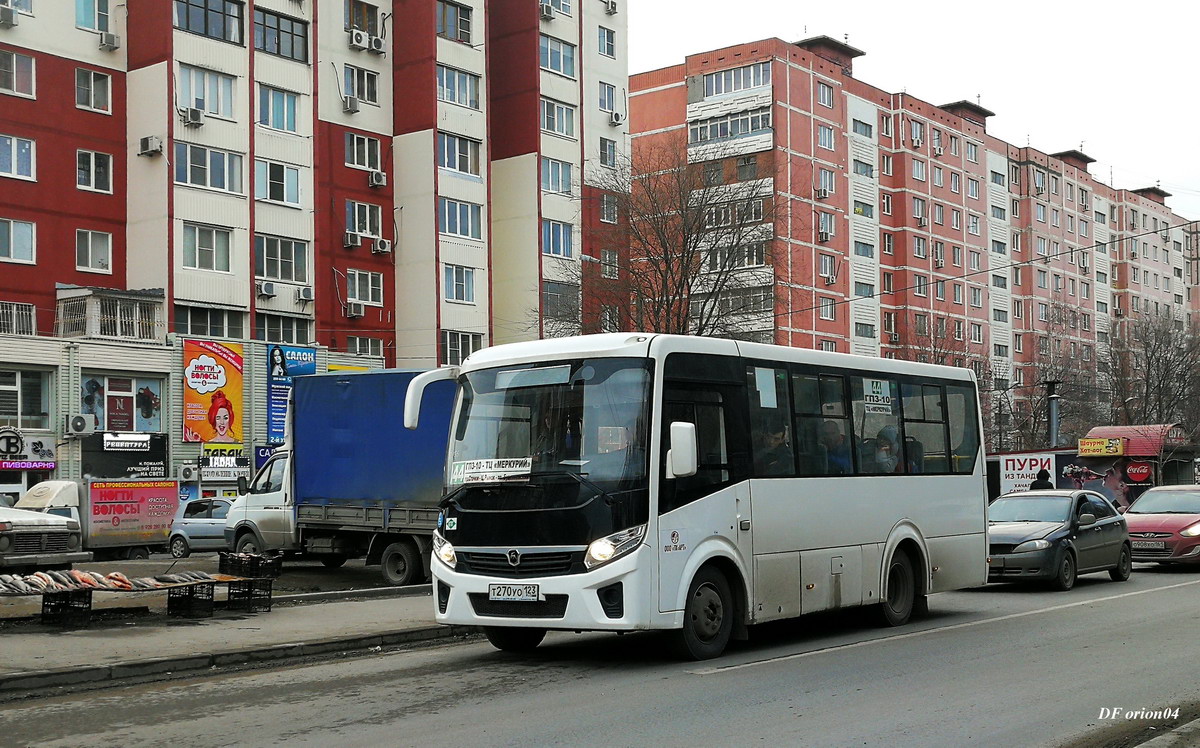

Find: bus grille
468;593;569;619
458;551;583;578
13;532;72;554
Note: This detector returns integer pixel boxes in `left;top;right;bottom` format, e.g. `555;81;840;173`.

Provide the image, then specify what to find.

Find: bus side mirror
668;422;698;478
237;476;249;496
404;367;459;430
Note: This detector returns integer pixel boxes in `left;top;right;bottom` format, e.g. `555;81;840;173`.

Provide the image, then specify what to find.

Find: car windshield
1127;490;1200;515
448;357;652;486
989;496;1071;523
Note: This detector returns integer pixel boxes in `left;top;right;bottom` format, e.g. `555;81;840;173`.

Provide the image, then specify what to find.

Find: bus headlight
432;532;457;569
584;524;646;570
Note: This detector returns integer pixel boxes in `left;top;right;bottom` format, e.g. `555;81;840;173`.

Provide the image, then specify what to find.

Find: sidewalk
0;591;472;694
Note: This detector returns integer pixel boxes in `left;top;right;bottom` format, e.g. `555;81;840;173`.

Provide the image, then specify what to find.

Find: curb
1138;718;1200;747
273;583;432;603
0;624;476;695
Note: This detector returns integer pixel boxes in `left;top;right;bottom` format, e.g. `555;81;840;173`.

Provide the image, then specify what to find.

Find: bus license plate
1131;541;1166;550
489;583;539;602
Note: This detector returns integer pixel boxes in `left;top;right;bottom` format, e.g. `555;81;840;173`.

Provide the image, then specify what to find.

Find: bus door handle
739;520;751;531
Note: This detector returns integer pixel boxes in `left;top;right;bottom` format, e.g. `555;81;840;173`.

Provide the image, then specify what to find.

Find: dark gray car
988;490;1131;590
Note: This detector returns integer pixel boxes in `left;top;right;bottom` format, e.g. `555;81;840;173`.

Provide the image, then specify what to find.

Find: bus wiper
532;469;616;506
438;483;469;509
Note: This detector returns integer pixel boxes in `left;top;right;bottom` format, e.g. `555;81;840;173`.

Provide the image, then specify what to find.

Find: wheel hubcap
690;583;723;641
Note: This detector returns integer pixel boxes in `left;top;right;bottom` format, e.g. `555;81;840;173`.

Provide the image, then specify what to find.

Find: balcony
0;301;35;335
54;285;166;343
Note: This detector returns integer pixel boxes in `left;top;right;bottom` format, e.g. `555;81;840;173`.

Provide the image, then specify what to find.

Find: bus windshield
448;358;652;486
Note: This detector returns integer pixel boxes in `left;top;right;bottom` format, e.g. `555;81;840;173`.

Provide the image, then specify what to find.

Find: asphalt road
3;565;1200;748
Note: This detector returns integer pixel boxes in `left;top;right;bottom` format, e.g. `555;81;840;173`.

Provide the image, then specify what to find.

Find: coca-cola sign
1125;462;1153;484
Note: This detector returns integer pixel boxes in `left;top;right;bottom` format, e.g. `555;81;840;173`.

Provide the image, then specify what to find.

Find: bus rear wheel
674;566;733;660
877;551;915;627
484;626;546;652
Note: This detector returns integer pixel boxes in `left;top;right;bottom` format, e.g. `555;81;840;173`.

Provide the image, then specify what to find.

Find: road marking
692;578;1200;675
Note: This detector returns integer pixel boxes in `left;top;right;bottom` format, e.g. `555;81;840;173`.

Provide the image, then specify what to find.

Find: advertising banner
998;452;1054;495
134;378;162;432
80;432;168;479
266;345;317;445
200;442;252;481
1078;438;1125;457
87;480;180;548
183;339;244;443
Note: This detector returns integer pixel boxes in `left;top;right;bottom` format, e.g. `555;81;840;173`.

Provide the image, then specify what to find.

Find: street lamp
1123;396;1139;426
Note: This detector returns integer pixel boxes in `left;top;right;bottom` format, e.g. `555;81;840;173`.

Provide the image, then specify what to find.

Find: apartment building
630;36;1197;447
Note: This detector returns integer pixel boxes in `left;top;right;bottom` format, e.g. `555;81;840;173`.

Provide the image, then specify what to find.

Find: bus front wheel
484;626;546;652
877;551;915;627
674;566;734;660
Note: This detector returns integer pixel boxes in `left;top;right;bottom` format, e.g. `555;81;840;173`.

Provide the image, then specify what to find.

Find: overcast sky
628;0;1200;221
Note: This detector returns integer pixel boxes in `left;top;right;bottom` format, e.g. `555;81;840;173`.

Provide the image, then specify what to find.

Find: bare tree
1104;312;1200;430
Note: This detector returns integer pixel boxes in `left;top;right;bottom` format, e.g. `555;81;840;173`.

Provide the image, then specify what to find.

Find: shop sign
999;453;1054;495
87;480;180;546
266;345;317;445
1165;425;1189;447
1125;462;1153;484
80;432;167;479
200;442;252;481
0;426;56;470
1077;438;1125;457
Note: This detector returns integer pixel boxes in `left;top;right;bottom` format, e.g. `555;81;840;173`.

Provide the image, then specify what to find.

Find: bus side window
946;385;980;474
901;383;948;474
747;366;794;477
793;372;852;475
851;376;904;474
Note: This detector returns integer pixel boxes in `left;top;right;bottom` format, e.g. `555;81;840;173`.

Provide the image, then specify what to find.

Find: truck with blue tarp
224;369;454;585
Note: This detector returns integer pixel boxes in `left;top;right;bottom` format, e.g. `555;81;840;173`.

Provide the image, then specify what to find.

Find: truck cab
0;504;90;571
224;451;297;554
17;481;83;523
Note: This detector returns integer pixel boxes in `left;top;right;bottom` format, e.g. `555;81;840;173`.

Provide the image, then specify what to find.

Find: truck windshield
448;358;652;487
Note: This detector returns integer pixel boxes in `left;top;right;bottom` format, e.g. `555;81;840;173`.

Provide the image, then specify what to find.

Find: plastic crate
246;556;282;579
218;551;241;576
167;582;215;618
42;588;93;627
226;579;273;613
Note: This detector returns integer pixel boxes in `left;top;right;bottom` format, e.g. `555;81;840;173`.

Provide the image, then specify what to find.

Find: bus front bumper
431;544;654;631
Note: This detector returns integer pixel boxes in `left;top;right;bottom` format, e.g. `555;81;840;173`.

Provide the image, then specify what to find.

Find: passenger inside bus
821;420;853;475
873;425;904;474
753;415;792;476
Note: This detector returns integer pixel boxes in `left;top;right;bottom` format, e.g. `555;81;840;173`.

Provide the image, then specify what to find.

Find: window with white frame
347;268;383;305
883;233;894;254
254;235;307;283
76;0;110;31
438;197;483;239
182;223;231;272
881;154;893;175
909;119;924;143
935;281;945;300
178;65;233;118
347;336;383;358
344;65;379;105
912;159;926;181
259;85;298;132
441;330;482;365
77;150;112;193
966;142;978;162
950;172;960;193
953;284;963;304
818;296;835;320
703;61;770;97
436;65;480;109
598;81;616;112
541;98;575;137
913;275;928;297
0;369;49;429
991;205;1006;220
541;157;572;194
0;218;34;263
967;178;979;199
0;50;34;98
912;236;926;258
600;137;617;168
346;200;382;237
598;26;616;58
0;133;34;179
75;229;110;272
443;264;474;303
601;248;619;279
539;34;576;77
970;323;983;343
881;194;892;215
255;159;301;206
952;245;962;265
689;107;771;144
933;165;944;187
600;194;618;224
818;168;835;193
0;302;34;336
345;132;381;171
542;219;573;257
817;124;835;150
817;211;835;235
912;197;926;218
174;142;243;192
254;313;311;344
970;287;982;307
437;132;481;175
968;214;980;235
816;81;834;107
934;204;944;225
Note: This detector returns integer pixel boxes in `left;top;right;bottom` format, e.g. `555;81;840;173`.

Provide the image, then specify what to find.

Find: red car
1124;486;1200;565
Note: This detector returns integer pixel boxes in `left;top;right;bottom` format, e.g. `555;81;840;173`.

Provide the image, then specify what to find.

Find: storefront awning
1083;424;1190;458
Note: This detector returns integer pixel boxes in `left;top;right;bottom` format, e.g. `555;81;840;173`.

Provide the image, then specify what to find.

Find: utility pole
1046;379;1062;448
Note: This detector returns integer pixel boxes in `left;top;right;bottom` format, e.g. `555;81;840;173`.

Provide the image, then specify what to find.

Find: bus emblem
670;531;680;545
507;549;521;566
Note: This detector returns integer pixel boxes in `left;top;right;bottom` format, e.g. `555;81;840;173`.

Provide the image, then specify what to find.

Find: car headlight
1013;538;1052;553
1180;522;1200;538
584;524;646;569
432;531;457;569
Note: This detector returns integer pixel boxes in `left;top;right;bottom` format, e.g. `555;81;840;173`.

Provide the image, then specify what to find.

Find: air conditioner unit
917;217;928;227
183;107;205;127
1035;186;1046;195
818;230;831;242
814;188;829;200
889;332;900;343
822;275;836;286
540;2;554;20
1080;202;1089;210
64;413;96;437
343;95;360;114
177;464;199;483
368;170;387;188
1115;308;1125;317
608;110;626;126
98;32;121;51
349;28;369;49
346;302;366;319
369;34;386;54
935;259;945;268
138;136;163;157
296;286;314;302
1130;251;1138;259
0;7;17;27
604;0;618;13
371;238;392;254
933;146;944;156
343;232;361;248
911;138;922;148
256;281;277;298
1161;232;1170;241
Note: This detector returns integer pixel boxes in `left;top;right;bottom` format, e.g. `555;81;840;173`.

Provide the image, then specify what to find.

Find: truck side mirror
668;422;698;478
237;476;249;495
404;367;460;430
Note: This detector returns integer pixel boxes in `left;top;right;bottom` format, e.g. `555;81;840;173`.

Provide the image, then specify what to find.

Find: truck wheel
236;533;262;554
381;542;420;586
169;536;191;559
320;555;348;569
126;546;151;561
